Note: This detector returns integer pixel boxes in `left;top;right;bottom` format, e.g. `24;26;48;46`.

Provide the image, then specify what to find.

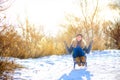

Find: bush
105;22;120;49
0;58;22;79
0;24;66;59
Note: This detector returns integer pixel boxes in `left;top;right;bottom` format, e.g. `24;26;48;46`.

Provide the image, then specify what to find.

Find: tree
61;0;107;50
103;1;120;49
0;0;15;11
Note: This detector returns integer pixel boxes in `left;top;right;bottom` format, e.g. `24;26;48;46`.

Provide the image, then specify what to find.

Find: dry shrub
0;25;42;58
0;26;22;78
60;24;107;50
40;37;65;56
0;24;66;59
105;22;120;49
92;36;106;50
61;12;109;50
54;42;66;54
0;58;22;78
0;26;23;57
0;60;21;75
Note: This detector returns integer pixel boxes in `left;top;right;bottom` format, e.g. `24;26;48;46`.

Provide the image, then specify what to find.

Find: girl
69;34;86;58
67;34;88;68
65;34;93;68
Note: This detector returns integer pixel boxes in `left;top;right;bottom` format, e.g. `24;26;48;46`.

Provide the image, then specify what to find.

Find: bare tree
103;1;120;49
62;0;103;48
78;0;101;39
0;0;15;11
104;22;120;49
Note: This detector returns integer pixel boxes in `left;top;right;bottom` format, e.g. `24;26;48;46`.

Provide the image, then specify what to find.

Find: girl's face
76;35;82;41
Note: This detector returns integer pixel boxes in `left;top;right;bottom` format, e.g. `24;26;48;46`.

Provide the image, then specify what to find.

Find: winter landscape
0;0;120;80
1;50;120;80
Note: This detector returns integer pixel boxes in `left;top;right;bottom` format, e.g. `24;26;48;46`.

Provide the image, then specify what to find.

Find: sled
74;40;93;68
73;56;87;68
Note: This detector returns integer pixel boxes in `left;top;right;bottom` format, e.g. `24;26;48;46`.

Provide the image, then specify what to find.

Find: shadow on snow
59;68;93;80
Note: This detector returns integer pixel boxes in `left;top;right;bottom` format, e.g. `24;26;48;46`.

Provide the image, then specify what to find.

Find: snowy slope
2;50;120;80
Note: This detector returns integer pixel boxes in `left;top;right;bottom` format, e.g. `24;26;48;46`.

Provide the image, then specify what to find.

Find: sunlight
23;0;73;37
99;7;120;22
6;0;73;37
5;0;119;37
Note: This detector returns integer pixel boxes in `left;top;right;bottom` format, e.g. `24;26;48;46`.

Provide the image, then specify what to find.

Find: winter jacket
71;38;86;48
68;38;86;53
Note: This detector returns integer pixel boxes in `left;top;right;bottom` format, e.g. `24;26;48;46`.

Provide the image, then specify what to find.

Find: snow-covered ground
1;50;120;80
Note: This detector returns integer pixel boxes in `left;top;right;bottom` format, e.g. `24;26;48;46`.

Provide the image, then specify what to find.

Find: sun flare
20;0;73;37
5;0;71;37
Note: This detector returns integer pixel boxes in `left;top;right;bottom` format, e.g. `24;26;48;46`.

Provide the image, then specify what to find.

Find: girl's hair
76;34;83;37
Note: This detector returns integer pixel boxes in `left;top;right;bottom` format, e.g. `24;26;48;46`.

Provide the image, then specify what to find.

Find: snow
1;50;120;80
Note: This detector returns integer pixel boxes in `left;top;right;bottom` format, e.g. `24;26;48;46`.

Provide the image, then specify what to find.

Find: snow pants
72;46;85;58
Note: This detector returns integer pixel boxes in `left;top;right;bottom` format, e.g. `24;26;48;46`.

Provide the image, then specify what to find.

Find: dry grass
0;59;22;76
0;25;66;79
1;17;119;59
92;36;106;50
0;21;115;60
0;24;66;59
105;22;120;49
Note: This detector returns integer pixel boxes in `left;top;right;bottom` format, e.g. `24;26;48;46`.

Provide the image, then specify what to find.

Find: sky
0;0;120;37
0;0;74;36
